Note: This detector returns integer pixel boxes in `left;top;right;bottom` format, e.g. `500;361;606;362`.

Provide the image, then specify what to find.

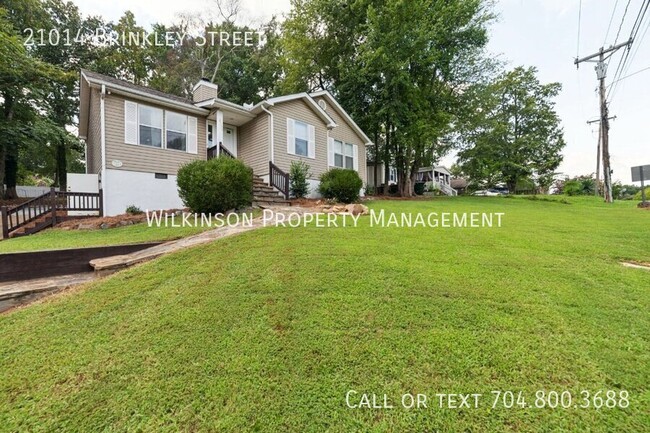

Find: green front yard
0;210;260;253
0;197;648;432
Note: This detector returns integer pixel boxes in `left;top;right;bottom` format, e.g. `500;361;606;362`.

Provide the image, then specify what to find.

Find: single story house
78;70;372;215
365;162;457;196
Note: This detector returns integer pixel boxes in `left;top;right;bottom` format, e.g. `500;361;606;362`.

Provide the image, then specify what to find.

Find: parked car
472;189;502;197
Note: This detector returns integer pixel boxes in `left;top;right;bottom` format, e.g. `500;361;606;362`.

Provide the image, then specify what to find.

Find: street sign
631;165;650;182
631;165;649;205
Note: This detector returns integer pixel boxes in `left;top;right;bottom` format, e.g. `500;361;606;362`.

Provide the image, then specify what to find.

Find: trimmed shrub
318;168;363;203
289;161;311;198
177;157;252;214
388;184;399;195
125;205;143;215
414;182;425;195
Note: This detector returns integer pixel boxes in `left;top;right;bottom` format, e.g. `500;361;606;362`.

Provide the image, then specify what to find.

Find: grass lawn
0;211;260;253
0;196;648;432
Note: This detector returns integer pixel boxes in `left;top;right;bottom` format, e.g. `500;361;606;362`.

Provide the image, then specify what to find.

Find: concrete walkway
0;273;98;313
1;206;309;312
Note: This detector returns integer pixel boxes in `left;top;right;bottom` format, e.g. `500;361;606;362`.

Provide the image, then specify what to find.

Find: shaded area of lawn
0;197;648;432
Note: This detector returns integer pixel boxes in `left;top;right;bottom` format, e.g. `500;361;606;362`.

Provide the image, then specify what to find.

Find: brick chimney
192;78;219;102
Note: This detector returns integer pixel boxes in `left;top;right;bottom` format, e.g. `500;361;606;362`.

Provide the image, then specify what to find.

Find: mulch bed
56;209;186;230
0;198;32;209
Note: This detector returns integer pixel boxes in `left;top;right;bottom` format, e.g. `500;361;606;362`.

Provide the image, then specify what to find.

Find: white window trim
124;100;197;154
329;139;359;172
137;104;163;148
164;110;189;152
287;118;316;159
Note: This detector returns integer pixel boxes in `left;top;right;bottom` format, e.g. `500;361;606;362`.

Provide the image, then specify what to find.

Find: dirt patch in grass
289;195;432;208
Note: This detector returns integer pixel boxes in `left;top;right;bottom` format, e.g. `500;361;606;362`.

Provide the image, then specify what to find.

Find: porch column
216;110;224;156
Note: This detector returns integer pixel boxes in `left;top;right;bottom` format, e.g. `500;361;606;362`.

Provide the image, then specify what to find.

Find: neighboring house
365;162;457;196
416;166;457;196
78;70;372;215
366;162;397;188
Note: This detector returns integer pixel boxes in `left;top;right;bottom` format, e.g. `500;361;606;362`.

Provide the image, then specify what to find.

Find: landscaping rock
345;203;369;216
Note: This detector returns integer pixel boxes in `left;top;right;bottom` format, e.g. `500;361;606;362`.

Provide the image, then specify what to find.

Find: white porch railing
426;180;457;196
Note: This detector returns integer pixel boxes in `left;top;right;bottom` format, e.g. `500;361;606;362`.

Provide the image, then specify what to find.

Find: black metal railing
269;161;290;200
207;144;236;160
1;188;102;239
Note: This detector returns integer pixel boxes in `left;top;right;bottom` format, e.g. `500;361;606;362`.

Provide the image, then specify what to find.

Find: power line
609;20;650;101
608;65;650;87
607;0;650;101
578;0;583;57
614;0;633;45
605;0;621;44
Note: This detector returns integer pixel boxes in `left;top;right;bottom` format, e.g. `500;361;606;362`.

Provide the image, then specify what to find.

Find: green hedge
318;168;363;203
177;157;252;214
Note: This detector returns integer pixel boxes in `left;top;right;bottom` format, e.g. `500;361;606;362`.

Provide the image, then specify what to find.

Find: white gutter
260;104;274;164
100;84;107;214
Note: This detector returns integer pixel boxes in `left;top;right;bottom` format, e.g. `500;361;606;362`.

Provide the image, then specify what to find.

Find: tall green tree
281;0;494;195
457;66;565;192
33;0;103;191
0;6;63;198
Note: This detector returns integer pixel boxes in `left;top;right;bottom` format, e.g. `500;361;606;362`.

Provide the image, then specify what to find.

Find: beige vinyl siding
271;99;329;178
86;88;102;174
313;96;368;185
104;94;206;175
238;114;270;176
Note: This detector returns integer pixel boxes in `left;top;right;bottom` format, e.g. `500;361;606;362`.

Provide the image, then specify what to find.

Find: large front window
344;143;354;169
166;112;187;151
138;105;163;147
294;120;309;156
333;140;354;169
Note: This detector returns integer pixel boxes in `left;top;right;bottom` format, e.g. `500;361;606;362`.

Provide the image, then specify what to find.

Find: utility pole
587;116;616;197
575;39;633;203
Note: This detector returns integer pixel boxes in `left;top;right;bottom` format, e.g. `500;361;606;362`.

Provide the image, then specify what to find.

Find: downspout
100;84;106;215
260;104;274;165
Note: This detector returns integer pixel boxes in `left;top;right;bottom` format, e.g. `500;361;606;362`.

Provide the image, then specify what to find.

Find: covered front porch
197;99;256;160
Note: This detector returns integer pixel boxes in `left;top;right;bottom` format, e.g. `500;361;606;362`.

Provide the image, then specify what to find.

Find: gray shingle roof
81;69;194;105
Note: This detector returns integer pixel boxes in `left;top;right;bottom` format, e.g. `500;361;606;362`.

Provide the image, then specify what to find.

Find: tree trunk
3;151;18;199
0;93;13;199
373;128;379;192
55;138;67;191
0;145;5;199
383;121;391;195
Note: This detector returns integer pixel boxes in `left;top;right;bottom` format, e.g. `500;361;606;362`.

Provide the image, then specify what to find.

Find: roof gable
265;93;336;127
309;90;373;145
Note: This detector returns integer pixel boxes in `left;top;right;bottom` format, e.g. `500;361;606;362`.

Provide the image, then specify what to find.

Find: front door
222;124;237;157
207;121;216;148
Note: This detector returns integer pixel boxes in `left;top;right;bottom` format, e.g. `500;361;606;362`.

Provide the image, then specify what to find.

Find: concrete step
254;193;286;200
253;188;280;195
253;200;291;208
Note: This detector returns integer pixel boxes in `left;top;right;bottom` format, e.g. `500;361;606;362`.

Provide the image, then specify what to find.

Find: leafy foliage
177;157;252;214
457;67;565;192
563;175;595;196
289;160;311;199
281;0;495;196
318;168;363;203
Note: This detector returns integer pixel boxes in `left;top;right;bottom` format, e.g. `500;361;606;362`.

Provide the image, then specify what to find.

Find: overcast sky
75;0;650;184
